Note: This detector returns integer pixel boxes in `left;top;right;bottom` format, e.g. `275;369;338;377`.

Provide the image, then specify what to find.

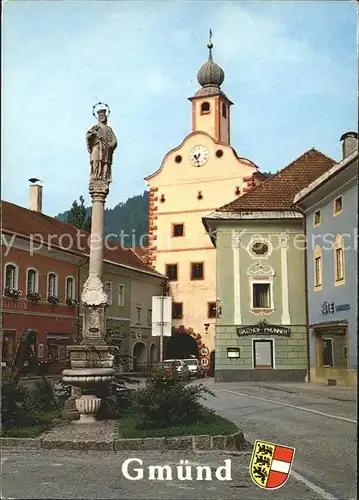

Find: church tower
144;33;262;367
189;34;232;145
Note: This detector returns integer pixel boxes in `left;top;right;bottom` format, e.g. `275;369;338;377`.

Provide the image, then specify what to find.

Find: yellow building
144;38;265;364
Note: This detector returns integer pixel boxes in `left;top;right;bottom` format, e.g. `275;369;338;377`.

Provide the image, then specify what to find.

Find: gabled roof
294;148;358;205
1;200;165;279
215;149;336;213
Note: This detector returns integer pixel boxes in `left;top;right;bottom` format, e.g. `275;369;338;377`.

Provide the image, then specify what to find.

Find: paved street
202;380;357;500
1;381;356;499
2;448;322;499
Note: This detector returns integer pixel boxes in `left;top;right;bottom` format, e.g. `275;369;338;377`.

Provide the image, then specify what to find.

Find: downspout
298;207;311;382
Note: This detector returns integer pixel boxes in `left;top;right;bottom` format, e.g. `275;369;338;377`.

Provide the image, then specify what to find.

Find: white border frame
252;338;275;369
4;262;19;289
26;267;39;294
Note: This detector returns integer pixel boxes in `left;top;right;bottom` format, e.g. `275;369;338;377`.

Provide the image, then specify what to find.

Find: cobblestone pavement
2;448;322;499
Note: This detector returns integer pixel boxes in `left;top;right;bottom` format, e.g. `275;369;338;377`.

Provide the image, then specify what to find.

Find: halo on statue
92;102;111;119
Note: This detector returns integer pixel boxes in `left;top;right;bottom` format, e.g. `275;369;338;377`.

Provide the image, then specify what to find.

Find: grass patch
1;409;60;438
118;409;237;438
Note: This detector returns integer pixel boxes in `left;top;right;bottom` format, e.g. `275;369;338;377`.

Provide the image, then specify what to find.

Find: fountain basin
62;368;115;389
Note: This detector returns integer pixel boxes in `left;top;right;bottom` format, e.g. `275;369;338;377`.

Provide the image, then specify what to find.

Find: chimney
340;131;358;159
29;182;43;212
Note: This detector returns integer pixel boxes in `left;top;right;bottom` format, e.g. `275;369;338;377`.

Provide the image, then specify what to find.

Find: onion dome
197;37;225;89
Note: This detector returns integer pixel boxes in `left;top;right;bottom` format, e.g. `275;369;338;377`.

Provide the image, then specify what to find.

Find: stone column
81;180;109;345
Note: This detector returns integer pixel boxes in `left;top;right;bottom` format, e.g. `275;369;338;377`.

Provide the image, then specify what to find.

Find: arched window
4;263;18;289
201;102;210;114
222;103;227;118
48;272;58;297
66;276;75;301
27;269;38;294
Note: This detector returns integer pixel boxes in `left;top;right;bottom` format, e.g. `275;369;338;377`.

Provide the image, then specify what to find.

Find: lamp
227;347;240;359
204;323;210;333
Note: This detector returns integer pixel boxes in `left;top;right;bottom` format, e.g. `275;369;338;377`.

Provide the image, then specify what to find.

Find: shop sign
335;304;350;312
236;320;291;338
321;301;334;315
321;302;351;315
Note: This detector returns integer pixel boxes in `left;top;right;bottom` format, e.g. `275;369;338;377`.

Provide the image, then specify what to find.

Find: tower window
166;264;178;281
191;262;204;280
208;302;217;318
222;103;227;118
172;224;184;237
201;102;210;114
175;155;182;163
172;302;183;320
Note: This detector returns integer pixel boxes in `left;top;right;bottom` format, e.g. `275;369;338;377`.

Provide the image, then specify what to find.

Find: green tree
65;196;91;232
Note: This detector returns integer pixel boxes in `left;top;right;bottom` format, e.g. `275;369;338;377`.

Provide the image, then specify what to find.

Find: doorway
322;338;334;367
253;339;274;369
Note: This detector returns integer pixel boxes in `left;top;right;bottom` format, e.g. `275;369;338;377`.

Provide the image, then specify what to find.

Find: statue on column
86;103;117;182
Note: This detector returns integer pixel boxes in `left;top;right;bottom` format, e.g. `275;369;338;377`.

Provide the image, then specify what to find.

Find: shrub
29;378;57;412
1;367;41;429
132;368;215;429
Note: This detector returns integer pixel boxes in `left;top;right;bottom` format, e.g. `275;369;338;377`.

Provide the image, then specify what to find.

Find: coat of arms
249;440;295;489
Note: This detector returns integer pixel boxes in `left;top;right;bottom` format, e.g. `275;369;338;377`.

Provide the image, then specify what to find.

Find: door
322;338;334;367
2;331;16;365
253;340;274;369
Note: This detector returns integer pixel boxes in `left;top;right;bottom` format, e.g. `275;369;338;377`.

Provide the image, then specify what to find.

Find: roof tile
217;149;336;212
1;200;162;277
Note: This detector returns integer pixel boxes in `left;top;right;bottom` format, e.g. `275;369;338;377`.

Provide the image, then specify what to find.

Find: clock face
189;145;209;167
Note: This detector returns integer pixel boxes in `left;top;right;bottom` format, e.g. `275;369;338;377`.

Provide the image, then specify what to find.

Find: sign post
152;296;172;362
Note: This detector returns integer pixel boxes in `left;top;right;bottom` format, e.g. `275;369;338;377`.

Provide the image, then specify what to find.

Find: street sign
151;296;172;337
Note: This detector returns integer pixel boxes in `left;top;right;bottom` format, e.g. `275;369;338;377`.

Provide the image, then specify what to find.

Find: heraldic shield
249;440;295;489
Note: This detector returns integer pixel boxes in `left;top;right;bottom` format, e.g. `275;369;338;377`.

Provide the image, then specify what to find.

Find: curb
1;430;245;452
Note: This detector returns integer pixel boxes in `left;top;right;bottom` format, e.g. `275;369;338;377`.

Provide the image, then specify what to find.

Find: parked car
161;359;190;378
183;358;205;378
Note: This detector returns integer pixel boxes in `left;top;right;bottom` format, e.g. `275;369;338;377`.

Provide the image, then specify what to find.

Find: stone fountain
62;103;118;423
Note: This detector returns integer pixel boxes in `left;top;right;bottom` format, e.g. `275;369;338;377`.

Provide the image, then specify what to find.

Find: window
191;262;204;280
253;340;274;369
4;264;17;289
166;264;178;281
335;248;344;282
314;256;322;288
147;309;152;326
208;302;217;318
314;210;321;226
172;302;183;319
136;306;142;324
48;273;58;297
104;281;112;304
222;102;227;118
201;102;210;114
334;235;345;284
118;284;125;306
252;283;271;309
172;224;184;237
66;277;75;300
27;269;38;294
334;196;343;215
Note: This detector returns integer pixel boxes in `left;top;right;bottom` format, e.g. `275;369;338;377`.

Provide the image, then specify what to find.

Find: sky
2;0;357;216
